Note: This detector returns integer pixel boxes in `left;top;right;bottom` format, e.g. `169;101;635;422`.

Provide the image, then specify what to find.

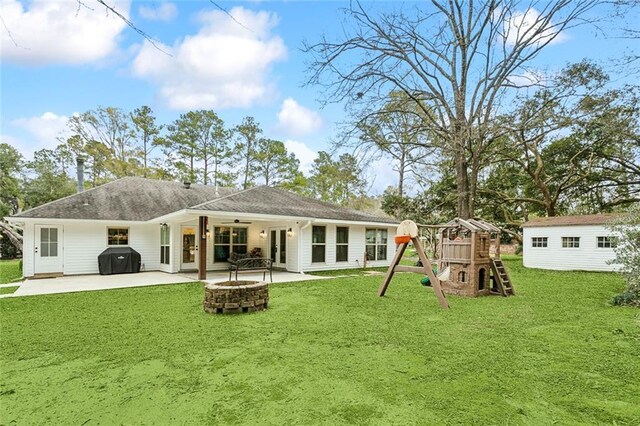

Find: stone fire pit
203;280;269;314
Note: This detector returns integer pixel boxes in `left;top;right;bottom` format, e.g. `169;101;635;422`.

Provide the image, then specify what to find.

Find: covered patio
2;270;327;298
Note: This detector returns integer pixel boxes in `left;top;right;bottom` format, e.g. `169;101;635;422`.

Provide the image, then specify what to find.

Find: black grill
98;247;141;275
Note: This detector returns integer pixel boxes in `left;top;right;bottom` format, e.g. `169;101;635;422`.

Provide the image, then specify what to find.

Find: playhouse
437;218;513;297
379;218;514;309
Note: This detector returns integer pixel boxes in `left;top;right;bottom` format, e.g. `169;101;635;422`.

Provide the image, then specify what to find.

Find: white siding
300;223;396;272
523;225;621;271
20;218;397;277
23;221;161;277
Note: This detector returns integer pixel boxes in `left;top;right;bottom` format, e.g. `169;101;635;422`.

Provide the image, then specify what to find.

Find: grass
0;259;22;284
1;258;639;425
0;286;19;295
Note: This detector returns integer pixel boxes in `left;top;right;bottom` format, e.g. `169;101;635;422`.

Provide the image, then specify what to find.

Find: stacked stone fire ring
203;280;269;314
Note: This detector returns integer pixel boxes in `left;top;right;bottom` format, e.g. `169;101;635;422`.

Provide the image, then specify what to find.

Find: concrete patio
2;271;327;298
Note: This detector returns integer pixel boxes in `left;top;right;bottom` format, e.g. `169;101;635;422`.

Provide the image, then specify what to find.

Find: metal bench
228;256;273;282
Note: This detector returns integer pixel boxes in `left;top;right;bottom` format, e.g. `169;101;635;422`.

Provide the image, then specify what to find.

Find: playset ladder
490;258;515;296
378;237;449;309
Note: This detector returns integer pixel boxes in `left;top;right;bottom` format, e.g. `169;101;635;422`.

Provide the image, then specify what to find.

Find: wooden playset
379;218;515;309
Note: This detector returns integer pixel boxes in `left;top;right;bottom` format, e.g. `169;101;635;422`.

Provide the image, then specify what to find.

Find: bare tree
355;92;438;196
305;0;600;218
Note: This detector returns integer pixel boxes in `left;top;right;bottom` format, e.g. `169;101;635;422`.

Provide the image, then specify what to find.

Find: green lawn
0;259;22;284
1;258;639;425
0;286;19;295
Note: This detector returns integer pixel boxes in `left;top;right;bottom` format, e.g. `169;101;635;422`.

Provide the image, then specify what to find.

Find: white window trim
366;228;388;261
312;225;326;263
561;236;580;249
531;237;548;248
336;226;349;262
596;236;616;249
107;227;130;246
213;226;248;263
160;226;170;265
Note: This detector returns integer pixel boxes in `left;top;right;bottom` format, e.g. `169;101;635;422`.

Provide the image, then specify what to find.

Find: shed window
336;227;349;262
108;228;129;246
214;227;247;262
597;236;617;248
532;237;548;248
561;237;580;248
366;228;388;261
312;226;326;263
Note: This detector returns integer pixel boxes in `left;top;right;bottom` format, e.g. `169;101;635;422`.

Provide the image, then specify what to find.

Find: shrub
607;206;640;307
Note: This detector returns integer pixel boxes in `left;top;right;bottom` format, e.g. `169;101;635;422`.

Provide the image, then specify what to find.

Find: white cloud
0;0;129;65
139;2;177;22
276;98;323;137
284;140;317;175
506;70;547;87
132;6;287;110
503;8;568;47
12;112;72;154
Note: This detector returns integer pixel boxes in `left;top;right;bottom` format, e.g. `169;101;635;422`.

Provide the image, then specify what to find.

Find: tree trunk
243;147;251;189
455;140;471;219
203;154;209;185
398;146;406;197
0;222;23;252
143;134;148;178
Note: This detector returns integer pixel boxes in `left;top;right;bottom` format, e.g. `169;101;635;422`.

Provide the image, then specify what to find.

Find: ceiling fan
221;219;252;225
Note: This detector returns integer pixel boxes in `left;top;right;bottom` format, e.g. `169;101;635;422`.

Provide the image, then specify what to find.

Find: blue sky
1;1;637;193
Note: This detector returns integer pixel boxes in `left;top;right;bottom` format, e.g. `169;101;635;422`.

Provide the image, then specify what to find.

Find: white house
522;214;622;272
5;177;398;279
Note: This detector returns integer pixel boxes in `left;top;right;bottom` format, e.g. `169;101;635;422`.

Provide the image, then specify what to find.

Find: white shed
522;214;622;272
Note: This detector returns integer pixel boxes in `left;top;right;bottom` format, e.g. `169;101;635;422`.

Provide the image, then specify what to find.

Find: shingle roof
189;185;397;224
11;177;235;221
521;213;622;228
441;218;501;232
10;177;397;224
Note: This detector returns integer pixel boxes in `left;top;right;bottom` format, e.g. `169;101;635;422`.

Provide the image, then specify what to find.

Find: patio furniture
228;253;273;282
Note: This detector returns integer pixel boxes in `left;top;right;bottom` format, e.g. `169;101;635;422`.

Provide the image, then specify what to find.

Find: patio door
269;228;287;268
34;225;63;274
181;226;198;270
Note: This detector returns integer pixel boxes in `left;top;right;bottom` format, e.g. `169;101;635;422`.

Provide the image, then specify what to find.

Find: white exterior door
269;228;287;268
181;226;198;270
34;225;63;274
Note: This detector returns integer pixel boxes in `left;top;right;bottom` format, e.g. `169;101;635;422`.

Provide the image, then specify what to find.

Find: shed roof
521;213;622;228
10;177;397;224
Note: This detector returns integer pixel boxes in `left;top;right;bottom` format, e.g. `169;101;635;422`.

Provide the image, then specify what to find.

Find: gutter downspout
298;220;314;273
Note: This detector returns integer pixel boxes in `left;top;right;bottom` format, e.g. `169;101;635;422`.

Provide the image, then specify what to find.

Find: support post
378;243;408;297
198;216;207;280
412;237;449;309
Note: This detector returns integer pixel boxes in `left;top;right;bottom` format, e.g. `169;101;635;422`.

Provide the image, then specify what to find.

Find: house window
597;236;617;248
562;237;580;248
312;226;326;263
214;227;248;262
108;228;129;246
532;237;548;248
336;227;349;262
160;226;170;265
366;228;388;261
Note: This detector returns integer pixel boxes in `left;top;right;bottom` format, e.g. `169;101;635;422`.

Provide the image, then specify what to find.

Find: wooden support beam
377;243;408;297
413;237;449;309
394;265;429;274
198;216;207;280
